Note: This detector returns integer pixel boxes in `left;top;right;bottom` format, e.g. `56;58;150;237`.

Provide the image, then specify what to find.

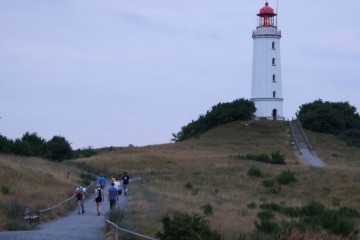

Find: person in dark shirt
122;172;130;195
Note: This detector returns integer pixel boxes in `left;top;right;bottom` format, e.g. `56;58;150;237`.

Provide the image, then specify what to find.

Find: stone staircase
289;119;311;150
289;119;326;167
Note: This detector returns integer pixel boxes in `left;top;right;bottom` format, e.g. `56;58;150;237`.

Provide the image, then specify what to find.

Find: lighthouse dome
258;2;276;16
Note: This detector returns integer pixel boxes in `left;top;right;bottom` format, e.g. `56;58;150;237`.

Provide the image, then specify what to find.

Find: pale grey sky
1;1;359;149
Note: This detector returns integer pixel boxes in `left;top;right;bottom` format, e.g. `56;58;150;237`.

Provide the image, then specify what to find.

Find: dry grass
0;154;82;229
2;120;359;238
76;120;360;239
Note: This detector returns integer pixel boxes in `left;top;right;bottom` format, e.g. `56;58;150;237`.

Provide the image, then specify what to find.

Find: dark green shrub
262;179;274;188
254;219;280;234
201;203;214;216
185;182;193;190
281;206;301;218
260;203;281;212
338;207;360;218
257;210;275;220
247;202;257;209
270;151;286;164
255;210;280;234
248;167;262;177
300;201;325;217
241;151;285;165
245;153;271;162
156;212;222;240
338;129;360;147
253;201;359;238
276;170;296;185
1;186;10;195
320;209;356;236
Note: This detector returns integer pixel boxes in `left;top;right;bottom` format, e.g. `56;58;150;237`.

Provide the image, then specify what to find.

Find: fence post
115;229;118;240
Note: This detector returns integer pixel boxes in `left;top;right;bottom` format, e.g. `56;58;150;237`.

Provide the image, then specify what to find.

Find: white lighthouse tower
251;1;284;120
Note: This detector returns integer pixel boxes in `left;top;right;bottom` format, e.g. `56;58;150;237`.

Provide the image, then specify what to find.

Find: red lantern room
257;1;277;27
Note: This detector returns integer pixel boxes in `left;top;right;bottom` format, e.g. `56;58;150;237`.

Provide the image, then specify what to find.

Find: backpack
76;188;83;200
96;188;102;199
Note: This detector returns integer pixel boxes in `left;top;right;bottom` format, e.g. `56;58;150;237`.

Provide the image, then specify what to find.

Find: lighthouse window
272;74;276;82
272;42;275;49
273;91;276;98
272;58;276;66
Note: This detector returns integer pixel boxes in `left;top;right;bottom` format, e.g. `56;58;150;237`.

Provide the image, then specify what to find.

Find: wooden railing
106;220;158;240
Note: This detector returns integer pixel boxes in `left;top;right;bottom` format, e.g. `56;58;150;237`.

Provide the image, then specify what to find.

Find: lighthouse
251;1;284;120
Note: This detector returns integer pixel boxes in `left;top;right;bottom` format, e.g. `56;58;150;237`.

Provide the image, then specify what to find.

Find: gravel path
0;184;128;240
299;149;327;168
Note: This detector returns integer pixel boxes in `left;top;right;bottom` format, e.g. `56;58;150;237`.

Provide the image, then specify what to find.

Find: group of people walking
75;172;130;216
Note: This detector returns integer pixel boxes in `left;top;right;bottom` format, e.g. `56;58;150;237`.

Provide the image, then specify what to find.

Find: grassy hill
76;120;360;239
1;120;359;238
0;155;85;230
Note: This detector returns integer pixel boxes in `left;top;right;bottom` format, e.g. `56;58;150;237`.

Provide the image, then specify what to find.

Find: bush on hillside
338;129;360;147
276;170;296;185
248;166;262;177
256;201;359;238
297;99;360;135
239;151;286;165
172;98;256;142
156;212;222;240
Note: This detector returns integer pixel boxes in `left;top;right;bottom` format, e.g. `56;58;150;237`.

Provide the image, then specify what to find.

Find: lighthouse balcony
253;27;281;37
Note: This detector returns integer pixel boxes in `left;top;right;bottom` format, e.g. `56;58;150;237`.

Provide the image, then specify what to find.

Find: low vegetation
236;151;286;164
79;120;360;239
0;154;89;230
2;114;360;238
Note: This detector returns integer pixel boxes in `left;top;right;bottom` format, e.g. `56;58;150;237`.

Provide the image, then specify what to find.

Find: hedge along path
0;181;118;240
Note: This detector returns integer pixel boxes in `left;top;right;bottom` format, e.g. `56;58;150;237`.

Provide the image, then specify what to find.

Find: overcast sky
1;1;359;149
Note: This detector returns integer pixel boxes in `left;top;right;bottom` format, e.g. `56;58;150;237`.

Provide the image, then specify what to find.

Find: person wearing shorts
75;186;86;215
94;184;104;216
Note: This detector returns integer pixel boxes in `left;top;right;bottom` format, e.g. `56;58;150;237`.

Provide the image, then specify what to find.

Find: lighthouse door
272;109;277;120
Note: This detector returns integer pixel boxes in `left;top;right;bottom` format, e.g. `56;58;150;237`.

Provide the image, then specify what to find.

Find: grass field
76;120;360;239
0;155;83;230
1;120;359;239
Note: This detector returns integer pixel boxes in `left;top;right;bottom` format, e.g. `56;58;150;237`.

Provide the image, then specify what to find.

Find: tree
12;139;32;156
46;136;72;161
156;212;221;240
21;132;47;157
0;134;13;153
172;98;256;142
297;99;360;135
